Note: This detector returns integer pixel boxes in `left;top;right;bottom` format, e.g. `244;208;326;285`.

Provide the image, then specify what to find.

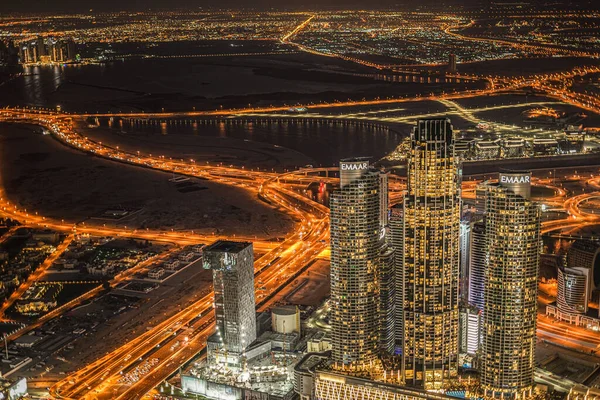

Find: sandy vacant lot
0;123;295;238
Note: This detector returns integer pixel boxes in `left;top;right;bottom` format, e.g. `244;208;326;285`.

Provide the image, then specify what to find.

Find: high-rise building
448;53;457;73
36;37;46;58
459;217;472;301
330;157;389;367
18;37;76;65
203;240;256;363
566;240;600;292
557;266;589;315
468;221;486;311
379;244;396;355
459;307;482;356
399;118;460;389
481;171;540;400
390;204;404;346
474;184;487;214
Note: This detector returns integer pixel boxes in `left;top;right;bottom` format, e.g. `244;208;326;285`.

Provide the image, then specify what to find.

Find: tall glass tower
400;118;460;389
204;240;256;360
330;157;390;368
481;171;540;399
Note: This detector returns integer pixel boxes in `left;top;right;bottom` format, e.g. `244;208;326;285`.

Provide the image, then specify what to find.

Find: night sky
0;0;596;14
0;0;594;13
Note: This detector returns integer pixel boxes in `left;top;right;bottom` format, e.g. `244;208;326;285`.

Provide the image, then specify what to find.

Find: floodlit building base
482;386;533;400
546;305;600;331
314;371;457;400
568;384;600;399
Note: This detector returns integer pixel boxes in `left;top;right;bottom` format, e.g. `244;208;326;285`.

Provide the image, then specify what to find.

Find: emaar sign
499;171;532;199
341;162;368;171
500;175;530;184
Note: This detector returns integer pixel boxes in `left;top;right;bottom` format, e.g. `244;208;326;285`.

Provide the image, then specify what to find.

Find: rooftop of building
499;168;532;175
412;119;454;145
313;369;457;400
272;305;298;316
203;240;252;254
340;156;371;163
569;239;600;254
475;141;500;148
187;349;300;398
294;351;331;374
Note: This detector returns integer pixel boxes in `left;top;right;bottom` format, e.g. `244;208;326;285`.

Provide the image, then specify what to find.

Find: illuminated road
0;83;599;398
0;109;331;399
50;186;328;399
443;20;599;59
4;249;180;345
0;234;74;319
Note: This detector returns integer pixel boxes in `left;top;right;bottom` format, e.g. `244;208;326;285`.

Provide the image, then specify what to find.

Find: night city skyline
0;1;600;400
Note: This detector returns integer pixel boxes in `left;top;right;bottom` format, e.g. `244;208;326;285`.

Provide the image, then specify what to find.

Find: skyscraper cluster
326;118;542;399
18;37;77;65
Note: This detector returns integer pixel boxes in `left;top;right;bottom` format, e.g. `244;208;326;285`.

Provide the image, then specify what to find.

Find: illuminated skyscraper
459;306;481;356
400;118;460;389
468;221;486;311
557;265;589;315
566;240;600;291
204;240;256;363
390;204;404;345
379;244;396;354
448;54;457;73
330;157;390;367
481;171;540;400
459;219;471;301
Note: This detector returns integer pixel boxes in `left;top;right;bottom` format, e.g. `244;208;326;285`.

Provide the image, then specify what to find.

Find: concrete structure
501;138;526;158
313;370;457;400
272;306;301;334
330;157;390;367
0;377;27;400
398;118;460;389
448;53;457;74
481;171;541;400
566;240;600;292
204;241;256;364
557;266;590;315
546;240;600;329
568;385;600;400
474;140;501;160
294;352;331;400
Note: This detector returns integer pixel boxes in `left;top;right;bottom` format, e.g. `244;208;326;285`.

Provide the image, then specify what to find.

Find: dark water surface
93;117;403;165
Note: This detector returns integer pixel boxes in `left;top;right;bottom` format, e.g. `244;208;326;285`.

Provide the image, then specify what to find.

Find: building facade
330;158;389;367
399;118;460;389
459;219;471;301
481;171;541;400
566;240;600;292
379;244;396;354
314;371;456;400
390;204;404;346
557;266;589;315
468;221;486;311
458;307;481;356
203;241;256;356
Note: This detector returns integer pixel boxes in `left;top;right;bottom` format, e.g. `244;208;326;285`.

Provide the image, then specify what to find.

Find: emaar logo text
500;175;530;184
341;162;368;171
